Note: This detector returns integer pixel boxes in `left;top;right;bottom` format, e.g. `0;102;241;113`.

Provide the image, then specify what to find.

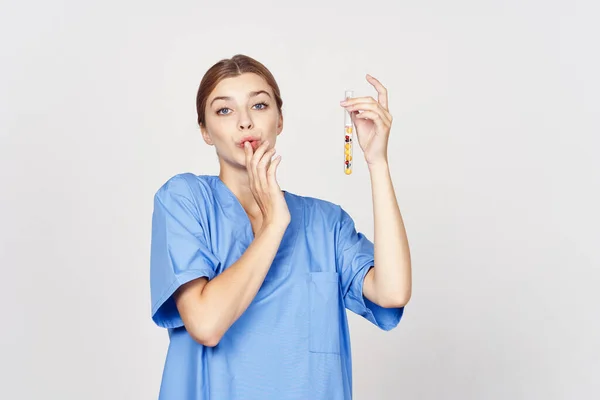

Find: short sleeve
336;206;404;331
150;175;221;329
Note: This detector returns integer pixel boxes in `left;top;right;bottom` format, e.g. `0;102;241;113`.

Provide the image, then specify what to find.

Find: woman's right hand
244;140;291;230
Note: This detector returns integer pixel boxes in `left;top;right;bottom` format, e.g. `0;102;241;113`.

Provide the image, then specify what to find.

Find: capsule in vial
344;90;353;175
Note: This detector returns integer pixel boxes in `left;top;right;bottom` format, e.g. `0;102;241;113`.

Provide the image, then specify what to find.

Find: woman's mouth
238;139;261;150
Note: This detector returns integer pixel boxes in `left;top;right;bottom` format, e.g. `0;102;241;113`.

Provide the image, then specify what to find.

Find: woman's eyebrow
210;90;271;107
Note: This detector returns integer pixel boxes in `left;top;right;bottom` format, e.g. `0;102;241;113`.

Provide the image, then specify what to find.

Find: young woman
150;54;412;399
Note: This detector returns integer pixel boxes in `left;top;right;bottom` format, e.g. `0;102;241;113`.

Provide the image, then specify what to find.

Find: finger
366;74;389;111
341;96;377;105
341;96;392;121
343;102;391;125
251;141;271;195
244;141;253;165
259;148;275;169
353;110;389;131
257;148;276;192
251;140;270;168
250;140;270;183
258;147;275;166
267;154;282;192
244;141;254;183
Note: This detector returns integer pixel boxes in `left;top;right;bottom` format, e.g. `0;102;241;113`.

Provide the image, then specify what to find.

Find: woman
150;54;412;399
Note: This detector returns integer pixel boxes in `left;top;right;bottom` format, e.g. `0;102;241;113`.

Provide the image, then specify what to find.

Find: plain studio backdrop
1;1;598;399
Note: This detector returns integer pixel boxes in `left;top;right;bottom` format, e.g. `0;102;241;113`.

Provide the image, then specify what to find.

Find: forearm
369;161;412;305
198;223;287;342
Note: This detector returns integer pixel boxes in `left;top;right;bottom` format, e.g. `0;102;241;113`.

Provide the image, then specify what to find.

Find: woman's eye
216;103;268;116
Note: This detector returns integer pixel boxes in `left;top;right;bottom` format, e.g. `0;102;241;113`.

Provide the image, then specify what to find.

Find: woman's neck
218;167;262;220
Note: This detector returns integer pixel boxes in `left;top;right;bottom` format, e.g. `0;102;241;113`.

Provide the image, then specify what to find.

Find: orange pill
345;168;352;174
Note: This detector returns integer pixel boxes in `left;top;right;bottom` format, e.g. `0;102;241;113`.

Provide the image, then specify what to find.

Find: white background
1;0;599;398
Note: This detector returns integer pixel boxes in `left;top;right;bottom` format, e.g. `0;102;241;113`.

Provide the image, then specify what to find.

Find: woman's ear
276;113;284;136
200;124;214;145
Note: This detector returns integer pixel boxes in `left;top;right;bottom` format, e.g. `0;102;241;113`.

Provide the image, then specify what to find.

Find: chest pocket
308;271;342;354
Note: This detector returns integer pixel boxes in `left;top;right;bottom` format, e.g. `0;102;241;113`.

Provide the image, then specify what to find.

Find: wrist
367;160;390;173
260;221;289;236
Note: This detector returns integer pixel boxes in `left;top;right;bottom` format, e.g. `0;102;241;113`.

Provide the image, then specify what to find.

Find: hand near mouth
243;139;290;230
238;136;262;151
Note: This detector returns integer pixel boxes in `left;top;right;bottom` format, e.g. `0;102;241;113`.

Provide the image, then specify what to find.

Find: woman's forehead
211;73;271;97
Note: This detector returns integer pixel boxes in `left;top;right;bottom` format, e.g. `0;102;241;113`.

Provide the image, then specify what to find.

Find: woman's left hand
340;74;393;167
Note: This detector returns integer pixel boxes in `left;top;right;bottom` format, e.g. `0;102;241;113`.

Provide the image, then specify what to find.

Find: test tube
344;90;354;175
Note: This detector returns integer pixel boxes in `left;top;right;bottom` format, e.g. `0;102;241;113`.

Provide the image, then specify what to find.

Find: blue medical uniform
150;173;404;399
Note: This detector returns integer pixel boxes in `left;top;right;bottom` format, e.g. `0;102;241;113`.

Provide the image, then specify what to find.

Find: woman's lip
249;140;260;150
238;140;261;150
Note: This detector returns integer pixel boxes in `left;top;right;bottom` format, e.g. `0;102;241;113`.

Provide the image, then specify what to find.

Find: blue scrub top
150;173;404;399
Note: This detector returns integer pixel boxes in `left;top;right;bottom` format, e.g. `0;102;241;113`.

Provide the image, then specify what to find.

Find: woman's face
201;72;283;167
